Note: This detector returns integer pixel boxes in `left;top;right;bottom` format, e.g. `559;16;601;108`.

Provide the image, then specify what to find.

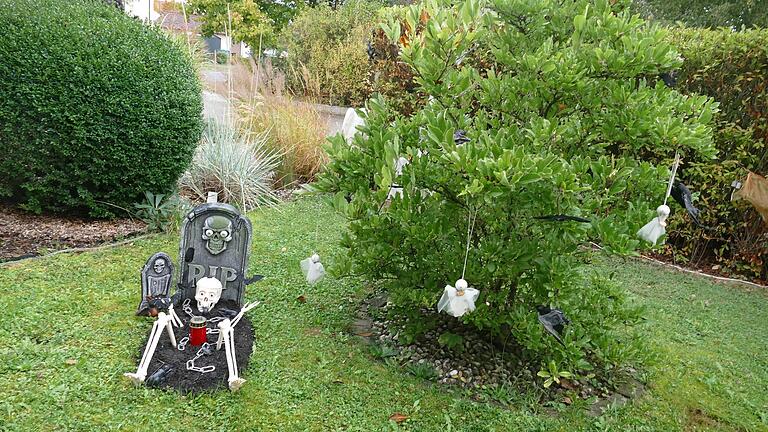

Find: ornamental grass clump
179;121;280;211
225;59;329;186
317;0;718;376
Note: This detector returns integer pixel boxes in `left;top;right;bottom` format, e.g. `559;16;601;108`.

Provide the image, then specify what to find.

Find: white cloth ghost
437;279;480;317
639;153;680;246
637;204;671;246
341;108;366;142
300;253;326;284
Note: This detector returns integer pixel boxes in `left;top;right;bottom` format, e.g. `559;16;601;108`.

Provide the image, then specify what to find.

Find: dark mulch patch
0;203;147;262
136;300;254;393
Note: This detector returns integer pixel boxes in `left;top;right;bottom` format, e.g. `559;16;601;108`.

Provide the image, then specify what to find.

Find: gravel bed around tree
355;292;645;413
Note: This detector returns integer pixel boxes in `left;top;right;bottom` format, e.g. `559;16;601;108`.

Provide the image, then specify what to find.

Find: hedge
665;27;767;281
0;0;203;217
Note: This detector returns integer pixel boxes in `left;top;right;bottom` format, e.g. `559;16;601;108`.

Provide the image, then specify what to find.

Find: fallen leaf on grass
297;295;306;303
560;378;577;390
389;413;408;423
65;359;77;366
563;396;572;405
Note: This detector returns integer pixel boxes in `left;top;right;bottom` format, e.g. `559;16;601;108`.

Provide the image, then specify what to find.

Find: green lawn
1;197;766;431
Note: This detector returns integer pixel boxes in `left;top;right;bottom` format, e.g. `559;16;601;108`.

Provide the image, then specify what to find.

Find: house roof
159;12;202;32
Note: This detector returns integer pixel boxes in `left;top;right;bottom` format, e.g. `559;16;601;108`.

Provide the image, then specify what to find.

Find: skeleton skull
201;216;233;255
195;277;223;313
153;258;166;274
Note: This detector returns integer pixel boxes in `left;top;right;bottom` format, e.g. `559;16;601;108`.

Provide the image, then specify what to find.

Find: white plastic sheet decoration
341;108;366;142
300;253;326;284
637;204;671;245
437;279;480;317
638;152;680;246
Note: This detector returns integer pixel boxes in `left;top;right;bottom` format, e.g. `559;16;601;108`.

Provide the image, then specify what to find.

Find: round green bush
0;0;203;217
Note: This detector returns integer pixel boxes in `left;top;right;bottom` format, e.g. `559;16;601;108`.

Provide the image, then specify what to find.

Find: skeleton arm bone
231;301;260;328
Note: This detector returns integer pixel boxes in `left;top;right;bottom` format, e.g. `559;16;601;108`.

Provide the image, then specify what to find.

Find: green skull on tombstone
202;215;233;255
178;202;252;307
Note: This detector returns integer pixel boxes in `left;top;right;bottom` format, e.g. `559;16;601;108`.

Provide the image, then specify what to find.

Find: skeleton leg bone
165;316;177;348
168;304;183;328
124;312;171;385
218;319;246;391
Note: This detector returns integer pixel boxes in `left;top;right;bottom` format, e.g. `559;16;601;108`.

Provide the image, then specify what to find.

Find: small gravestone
136;252;174;315
176;198;252;307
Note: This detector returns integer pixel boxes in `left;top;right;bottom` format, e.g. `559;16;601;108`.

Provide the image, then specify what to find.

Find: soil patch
135;300;254;393
0;204;146;262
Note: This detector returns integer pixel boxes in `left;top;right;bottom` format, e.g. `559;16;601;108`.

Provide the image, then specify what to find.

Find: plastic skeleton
638;152;680;246
215;301;259;391
124;311;181;385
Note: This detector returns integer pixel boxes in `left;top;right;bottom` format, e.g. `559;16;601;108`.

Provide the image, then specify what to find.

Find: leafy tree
280;0;382;105
188;0;284;48
317;0;717;373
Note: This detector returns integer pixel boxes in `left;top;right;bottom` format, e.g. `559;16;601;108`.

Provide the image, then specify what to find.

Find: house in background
204;34;252;58
124;0;160;21
159;10;201;35
119;0;253;59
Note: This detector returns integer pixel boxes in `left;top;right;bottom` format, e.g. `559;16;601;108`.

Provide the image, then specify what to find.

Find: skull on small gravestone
153;258;166;274
201;215;233;255
195;277;223;313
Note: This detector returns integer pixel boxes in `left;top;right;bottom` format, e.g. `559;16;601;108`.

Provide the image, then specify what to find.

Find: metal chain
182;299;194;316
177;337;189;351
186;342;215;373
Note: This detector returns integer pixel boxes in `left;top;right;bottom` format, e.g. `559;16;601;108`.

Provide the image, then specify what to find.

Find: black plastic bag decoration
537;306;570;347
670;181;704;227
659;71;677;88
453;129;470;145
534;214;590;223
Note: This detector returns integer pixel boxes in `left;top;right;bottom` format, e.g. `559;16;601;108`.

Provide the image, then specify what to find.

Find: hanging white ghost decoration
638;152;680;247
637;204;671;245
300;253;326;284
437;279;480;318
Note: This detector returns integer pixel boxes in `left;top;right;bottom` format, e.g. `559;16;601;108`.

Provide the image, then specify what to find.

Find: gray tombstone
176;202;252;307
136;252;174;315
